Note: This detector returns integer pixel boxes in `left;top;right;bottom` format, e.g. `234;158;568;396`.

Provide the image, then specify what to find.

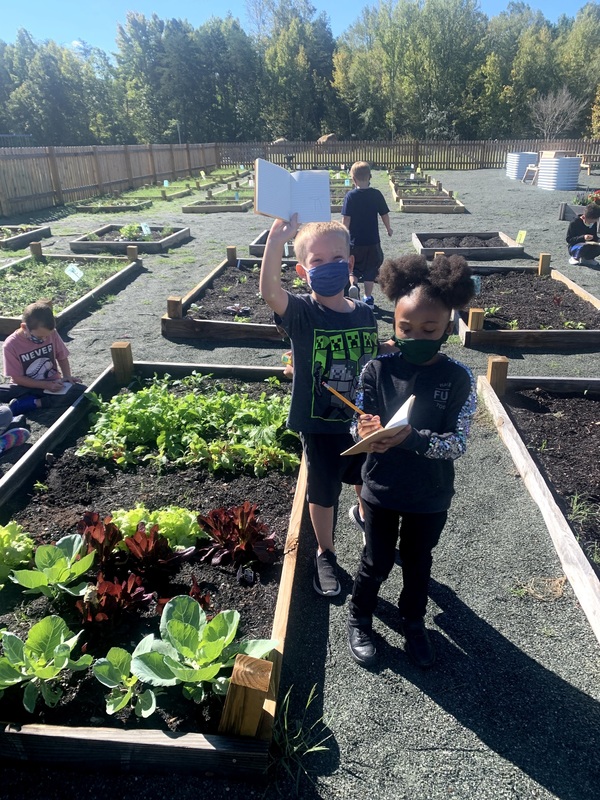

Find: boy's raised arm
260;215;299;317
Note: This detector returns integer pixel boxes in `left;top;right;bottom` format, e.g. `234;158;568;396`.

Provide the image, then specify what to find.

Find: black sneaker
348;620;377;666
348;504;365;533
399;617;435;668
313;550;340;597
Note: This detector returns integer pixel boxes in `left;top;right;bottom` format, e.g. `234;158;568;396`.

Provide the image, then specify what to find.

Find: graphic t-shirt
3;329;69;384
276;293;378;434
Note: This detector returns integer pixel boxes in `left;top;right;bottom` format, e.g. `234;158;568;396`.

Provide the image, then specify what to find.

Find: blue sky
1;1;592;54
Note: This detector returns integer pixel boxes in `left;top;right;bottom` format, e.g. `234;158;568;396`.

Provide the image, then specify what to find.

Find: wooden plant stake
111;342;134;386
167;296;183;319
29;241;43;259
126;245;139;263
219;654;273;737
468;308;485;331
538;253;552;276
227;246;237;265
487;355;509;397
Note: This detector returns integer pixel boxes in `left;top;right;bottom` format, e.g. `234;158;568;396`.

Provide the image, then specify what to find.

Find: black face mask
392;333;449;364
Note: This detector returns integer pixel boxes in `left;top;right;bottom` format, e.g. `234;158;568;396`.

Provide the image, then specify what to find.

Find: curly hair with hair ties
378;253;475;311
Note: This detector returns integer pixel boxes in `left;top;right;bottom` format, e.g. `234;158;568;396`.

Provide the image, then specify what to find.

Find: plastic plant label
200;170;206;179
234;191;240;201
471;275;482;294
516;230;527;244
141;223;151;235
345;179;351;186
65;263;84;282
163;179;169;187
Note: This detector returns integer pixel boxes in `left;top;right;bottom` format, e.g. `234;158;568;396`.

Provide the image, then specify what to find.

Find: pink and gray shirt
3;329;69;384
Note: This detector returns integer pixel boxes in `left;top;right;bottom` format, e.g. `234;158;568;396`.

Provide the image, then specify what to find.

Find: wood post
207;190;213;199
167;296;183;319
226;246;237;264
29;242;43;259
123;145;134;190
218;654;273;737
434;251;445;258
92;146;104;196
538;253;552;276
111;342;134;386
195;180;201;189
161;189;168;201
47;146;64;206
468;308;485;331
126;245;138;263
487;355;509;397
169;144;176;181
227;183;232;191
448;190;454;198
148;144;157;184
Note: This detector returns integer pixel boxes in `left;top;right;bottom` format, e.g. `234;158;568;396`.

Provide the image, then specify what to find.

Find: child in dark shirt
566;203;600;266
342;161;393;307
346;254;476;668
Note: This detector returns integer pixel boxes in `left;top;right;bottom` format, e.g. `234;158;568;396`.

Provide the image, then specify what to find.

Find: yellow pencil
322;381;363;415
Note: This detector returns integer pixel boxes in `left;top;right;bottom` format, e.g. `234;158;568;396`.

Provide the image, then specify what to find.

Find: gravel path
2;169;600;799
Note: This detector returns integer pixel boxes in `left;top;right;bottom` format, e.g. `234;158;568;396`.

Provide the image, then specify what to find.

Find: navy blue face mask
307;261;350;297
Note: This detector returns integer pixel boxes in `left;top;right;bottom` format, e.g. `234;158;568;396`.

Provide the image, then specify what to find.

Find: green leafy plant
0;522;34;589
197;501;278;566
292;277;306;288
119;223;142;240
93;645;157;717
507;319;519;329
10;534;96;598
234;315;251;323
483;306;501;317
76;374;300;476
0;616;92;712
562;320;586;329
110;504;205;551
160;226;173;237
127;595;275;705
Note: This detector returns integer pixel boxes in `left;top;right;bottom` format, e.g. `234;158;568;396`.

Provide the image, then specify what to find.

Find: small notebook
341;395;415;456
253;158;330;223
43;381;72;395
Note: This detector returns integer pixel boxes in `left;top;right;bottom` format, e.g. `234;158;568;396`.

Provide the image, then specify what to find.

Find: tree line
1;0;600;146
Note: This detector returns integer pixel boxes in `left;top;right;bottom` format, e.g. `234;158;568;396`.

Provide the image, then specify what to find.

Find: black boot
347;619;377;666
399;617;435;668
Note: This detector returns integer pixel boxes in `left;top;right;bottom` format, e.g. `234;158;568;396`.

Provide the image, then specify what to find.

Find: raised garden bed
72;197;153;213
459;268;600;348
70;225;190;254
412;230;524;259
0;225;52;251
399;195;465;213
162;251;299;341
182;199;253;214
558;202;586;222
0;253;141;335
249;231;296;259
208;169;252;183
0;351;306;776
125;186;194;201
478;363;600;645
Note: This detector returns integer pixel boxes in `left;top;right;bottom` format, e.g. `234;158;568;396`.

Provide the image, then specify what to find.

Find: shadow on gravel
376;580;600;800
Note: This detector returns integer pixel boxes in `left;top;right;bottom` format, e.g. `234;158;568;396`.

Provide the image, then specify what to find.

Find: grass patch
0;258;128;315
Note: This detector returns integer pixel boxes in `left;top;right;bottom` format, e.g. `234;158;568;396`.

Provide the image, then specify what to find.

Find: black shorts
350;244;384;283
300;431;364;507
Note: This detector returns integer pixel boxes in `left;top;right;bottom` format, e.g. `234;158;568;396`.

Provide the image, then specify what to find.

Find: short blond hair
350;161;371;182
294;221;350;263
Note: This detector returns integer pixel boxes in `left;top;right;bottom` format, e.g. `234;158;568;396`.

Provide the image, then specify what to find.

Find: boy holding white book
260;215;379;597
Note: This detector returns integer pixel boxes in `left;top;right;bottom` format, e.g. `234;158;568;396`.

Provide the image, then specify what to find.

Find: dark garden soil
503;389;600;566
462;271;600;330
0;377;300;736
186;261;306;324
423;235;506;248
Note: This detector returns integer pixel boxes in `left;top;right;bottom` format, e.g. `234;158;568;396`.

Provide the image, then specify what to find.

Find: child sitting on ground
1;300;86;416
566;203;600;266
346;253;476;669
0;404;30;455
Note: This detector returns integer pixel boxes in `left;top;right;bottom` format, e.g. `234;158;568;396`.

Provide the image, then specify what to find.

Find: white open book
43;381;72;396
341;395;415;456
253;158;330;223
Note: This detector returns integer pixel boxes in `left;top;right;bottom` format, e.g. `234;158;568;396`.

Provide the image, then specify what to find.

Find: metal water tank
537;156;581;190
506;152;538;180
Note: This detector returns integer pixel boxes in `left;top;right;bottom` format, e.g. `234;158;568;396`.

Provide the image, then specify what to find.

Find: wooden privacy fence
3;138;600;217
0;143;218;216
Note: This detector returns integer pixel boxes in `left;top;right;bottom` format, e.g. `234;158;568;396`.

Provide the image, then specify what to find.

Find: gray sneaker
568;256;580;265
313;550;340;596
348;285;360;300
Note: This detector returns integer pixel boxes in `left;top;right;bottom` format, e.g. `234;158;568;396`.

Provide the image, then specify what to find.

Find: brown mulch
503;388;600;566
463;271;600;330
